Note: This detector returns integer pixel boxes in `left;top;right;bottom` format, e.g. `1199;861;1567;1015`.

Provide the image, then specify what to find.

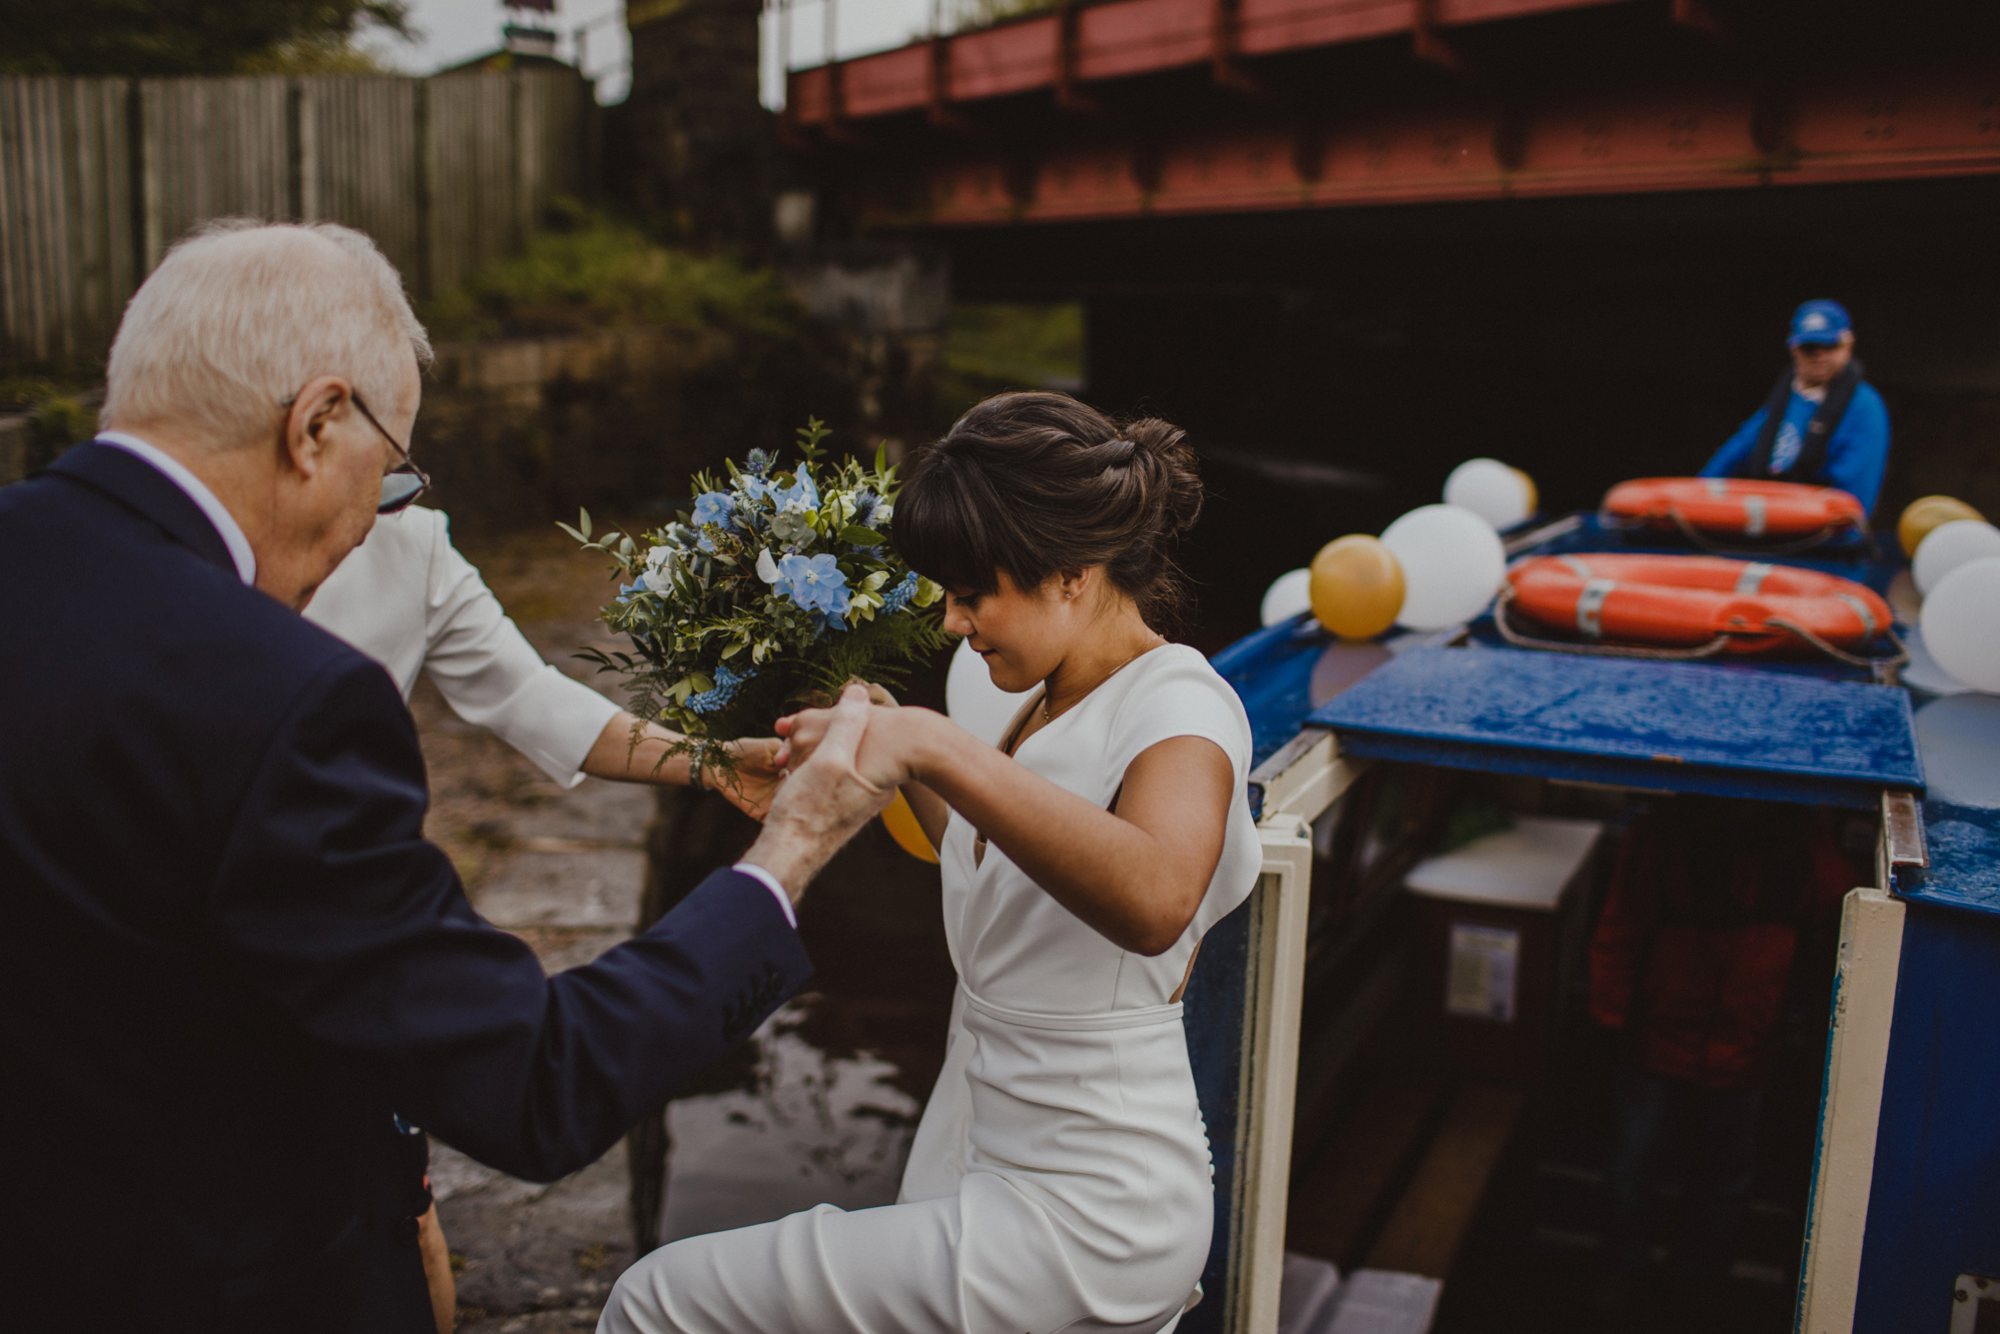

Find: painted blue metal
1213;616;1337;772
1308;643;1923;808
1852;898;2000;1332
1904;693;2000;918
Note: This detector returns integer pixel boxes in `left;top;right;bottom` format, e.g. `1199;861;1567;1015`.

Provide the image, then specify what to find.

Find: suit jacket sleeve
418;509;620;787
207;655;811;1182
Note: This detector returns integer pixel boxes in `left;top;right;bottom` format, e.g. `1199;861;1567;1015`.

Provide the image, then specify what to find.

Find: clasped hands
741;684;907;899
773;682;917;790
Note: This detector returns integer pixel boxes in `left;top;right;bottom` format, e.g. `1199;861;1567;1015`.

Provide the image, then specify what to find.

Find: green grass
421;202;808;344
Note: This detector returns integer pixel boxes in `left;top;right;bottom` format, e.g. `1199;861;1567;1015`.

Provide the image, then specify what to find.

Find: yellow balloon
1309;535;1406;640
881;789;938;863
1900;495;1985;559
1509;466;1539;517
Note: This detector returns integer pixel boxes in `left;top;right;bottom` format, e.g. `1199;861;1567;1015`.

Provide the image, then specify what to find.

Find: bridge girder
784;0;2000;227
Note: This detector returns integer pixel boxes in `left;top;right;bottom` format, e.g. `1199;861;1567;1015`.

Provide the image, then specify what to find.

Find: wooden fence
0;68;597;372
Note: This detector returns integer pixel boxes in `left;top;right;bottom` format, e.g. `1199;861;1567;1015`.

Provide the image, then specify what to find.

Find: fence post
125;79;158;286
413;77;434;298
287;79;319;221
510;69;529;250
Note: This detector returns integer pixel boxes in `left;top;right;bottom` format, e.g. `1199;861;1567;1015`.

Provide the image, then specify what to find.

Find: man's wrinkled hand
774;696;911;793
745;685;892;901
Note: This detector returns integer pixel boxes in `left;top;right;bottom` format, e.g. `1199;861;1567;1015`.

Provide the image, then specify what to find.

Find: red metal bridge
784;0;2000;227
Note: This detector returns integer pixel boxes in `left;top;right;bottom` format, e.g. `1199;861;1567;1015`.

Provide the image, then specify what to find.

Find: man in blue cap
1698;299;1891;514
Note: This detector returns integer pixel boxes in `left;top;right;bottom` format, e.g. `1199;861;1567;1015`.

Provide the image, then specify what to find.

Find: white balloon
1443;457;1533;530
1920;556;2000;694
1260;568;1313;627
1901;624;1973;698
1381;503;1507;630
1913;519;2000;596
945;638;1031;747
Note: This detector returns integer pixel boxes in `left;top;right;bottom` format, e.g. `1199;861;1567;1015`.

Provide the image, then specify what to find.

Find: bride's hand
848;680;898;708
711;737;783;821
776;701;917;790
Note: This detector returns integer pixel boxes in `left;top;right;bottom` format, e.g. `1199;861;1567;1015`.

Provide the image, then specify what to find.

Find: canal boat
1180;509;1998;1333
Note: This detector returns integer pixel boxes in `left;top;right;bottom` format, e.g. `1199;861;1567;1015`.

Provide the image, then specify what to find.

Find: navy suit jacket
0;444;812;1332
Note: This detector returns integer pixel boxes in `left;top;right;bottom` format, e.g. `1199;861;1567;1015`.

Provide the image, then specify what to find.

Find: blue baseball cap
1789;299;1852;347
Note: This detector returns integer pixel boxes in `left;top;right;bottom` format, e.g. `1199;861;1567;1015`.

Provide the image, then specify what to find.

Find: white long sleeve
306;508;620;787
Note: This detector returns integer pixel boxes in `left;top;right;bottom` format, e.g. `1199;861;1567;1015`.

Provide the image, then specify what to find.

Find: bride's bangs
892;459;1005;597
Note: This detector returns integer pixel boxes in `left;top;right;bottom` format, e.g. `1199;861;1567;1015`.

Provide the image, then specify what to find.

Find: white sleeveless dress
601;644;1262;1334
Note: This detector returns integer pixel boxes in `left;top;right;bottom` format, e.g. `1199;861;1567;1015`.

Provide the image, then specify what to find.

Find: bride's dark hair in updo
891;391;1205;634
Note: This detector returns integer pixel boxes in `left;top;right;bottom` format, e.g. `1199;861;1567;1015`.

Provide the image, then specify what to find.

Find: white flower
755;548;781;584
640;544;679;595
874;503;893;525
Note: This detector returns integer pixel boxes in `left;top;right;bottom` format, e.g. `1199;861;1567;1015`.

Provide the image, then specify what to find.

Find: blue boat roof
1214;510;2000;918
1215;510;1926;813
1307;643;1919;808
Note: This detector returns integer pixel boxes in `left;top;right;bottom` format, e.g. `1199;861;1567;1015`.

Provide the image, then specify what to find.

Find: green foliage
0;376;97;448
234;34;393;75
570;420;948;768
421;204;808;343
935;301;1085;422
953;0;1061;29
1;1;411;76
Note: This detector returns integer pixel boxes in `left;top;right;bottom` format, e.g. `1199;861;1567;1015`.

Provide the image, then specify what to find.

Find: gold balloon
881;789;938;864
1309;535;1407;640
1900;495;1985;559
1509;466;1540;517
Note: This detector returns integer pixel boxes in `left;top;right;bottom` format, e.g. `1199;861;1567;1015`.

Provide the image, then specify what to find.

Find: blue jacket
0;444;812;1332
1700;378;1891;515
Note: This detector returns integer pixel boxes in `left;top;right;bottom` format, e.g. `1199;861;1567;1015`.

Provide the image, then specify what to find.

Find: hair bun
1087;437;1139;469
1124;417;1204;542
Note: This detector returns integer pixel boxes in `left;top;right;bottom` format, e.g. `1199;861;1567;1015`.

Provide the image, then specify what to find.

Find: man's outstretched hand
742;685;890;903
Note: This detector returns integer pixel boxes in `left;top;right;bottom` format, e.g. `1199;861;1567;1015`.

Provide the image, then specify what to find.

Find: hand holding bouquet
568;421;949;777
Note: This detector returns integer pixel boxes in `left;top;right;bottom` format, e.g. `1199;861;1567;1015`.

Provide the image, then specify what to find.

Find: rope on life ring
1498;553;1906;674
1665;506;1881;560
1603;477;1872;554
1493;587;1735;661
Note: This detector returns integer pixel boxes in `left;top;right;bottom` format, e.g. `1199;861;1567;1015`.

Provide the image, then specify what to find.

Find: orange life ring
1602;477;1866;541
1505;553;1891;655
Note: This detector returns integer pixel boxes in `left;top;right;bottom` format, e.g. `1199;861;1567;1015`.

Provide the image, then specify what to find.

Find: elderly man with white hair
0;220;893;1333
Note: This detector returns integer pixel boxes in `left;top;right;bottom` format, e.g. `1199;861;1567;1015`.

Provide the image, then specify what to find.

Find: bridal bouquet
566;420;948;767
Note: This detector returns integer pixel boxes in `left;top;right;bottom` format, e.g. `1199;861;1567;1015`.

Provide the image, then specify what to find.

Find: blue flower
692;490;737;530
687;663;756;716
770;470;820;514
850;489;881;528
880;570;919;614
774;552;850;625
616;581;644;604
745;448;776;477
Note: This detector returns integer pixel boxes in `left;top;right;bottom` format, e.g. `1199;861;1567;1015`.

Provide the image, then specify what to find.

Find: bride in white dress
600;391;1261;1334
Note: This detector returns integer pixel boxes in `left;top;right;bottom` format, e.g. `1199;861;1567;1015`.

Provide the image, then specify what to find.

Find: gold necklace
1040;638;1165;724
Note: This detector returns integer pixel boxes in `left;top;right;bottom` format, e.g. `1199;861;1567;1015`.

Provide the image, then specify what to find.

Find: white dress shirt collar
94;431;258;585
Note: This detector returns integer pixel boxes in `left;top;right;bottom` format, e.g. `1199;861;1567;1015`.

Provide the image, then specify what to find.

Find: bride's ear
1054;568;1090;603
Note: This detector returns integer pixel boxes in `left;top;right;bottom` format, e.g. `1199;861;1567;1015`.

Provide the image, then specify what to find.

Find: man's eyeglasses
351;393;431;515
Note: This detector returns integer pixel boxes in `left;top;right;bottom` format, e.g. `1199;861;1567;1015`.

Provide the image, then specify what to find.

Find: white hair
102;219;433;448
